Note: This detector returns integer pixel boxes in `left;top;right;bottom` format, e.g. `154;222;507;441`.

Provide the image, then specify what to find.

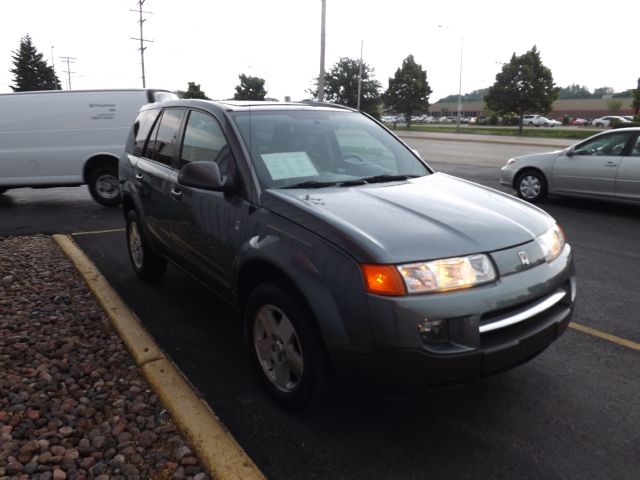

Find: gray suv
120;100;576;410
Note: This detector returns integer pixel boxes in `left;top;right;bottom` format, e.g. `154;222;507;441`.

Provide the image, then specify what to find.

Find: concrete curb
53;234;266;480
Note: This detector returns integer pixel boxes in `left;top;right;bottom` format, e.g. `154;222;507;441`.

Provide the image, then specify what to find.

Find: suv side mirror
178;161;234;192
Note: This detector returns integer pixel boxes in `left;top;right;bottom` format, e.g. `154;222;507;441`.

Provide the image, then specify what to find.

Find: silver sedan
500;127;640;202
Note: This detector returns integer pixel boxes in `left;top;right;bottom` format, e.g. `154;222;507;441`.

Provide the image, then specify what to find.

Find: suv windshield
229;109;430;189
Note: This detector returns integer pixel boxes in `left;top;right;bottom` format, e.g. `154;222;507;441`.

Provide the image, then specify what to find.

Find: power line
130;0;154;88
59;56;76;90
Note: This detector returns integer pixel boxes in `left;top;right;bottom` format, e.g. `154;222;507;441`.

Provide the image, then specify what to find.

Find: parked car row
591;115;633;128
521;114;562;127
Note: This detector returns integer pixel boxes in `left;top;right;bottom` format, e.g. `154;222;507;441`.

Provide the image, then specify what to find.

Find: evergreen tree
10;35;61;91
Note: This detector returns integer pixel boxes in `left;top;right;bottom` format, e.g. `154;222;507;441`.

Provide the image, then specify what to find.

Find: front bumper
500;165;516;187
331;244;576;392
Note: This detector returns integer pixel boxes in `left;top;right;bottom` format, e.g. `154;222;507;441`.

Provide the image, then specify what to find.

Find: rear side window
145;108;185;166
130;109;161;156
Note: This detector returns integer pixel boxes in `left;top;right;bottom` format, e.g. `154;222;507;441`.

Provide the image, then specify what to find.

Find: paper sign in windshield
261;152;319;181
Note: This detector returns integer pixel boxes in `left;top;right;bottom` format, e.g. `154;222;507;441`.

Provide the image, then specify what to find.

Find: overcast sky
1;0;638;102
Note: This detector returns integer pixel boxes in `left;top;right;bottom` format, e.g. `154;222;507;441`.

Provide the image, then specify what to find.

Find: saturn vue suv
119;100;576;410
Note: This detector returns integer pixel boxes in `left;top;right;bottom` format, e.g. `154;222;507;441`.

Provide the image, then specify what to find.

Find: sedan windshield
229;109;431;189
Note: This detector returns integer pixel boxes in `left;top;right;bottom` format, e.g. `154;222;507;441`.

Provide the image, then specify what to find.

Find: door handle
170;187;183;201
603;162;617;167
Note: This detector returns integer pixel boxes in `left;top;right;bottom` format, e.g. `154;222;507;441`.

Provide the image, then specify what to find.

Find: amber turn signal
361;264;406;296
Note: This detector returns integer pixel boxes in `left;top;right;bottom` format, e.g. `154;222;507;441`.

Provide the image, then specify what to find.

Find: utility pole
59;56;76;90
131;0;153;88
318;0;326;102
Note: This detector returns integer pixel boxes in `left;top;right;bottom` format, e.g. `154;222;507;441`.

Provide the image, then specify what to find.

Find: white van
0;89;177;206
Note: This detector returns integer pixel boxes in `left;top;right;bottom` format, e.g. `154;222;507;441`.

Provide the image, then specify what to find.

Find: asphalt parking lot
2;134;639;479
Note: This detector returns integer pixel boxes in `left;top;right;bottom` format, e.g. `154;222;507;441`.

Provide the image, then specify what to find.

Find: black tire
125;210;167;281
245;283;334;411
515;170;548;203
0;188;7;195
87;165;121;207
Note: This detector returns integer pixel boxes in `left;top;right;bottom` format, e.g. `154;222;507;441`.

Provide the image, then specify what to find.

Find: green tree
234;74;266;100
309;57;382;118
10;35;61;91
558;84;592;99
383;55;432;129
606;99;623;114
632;78;640;116
593;86;614;97
438;88;489;103
178;82;209;99
484;46;559;134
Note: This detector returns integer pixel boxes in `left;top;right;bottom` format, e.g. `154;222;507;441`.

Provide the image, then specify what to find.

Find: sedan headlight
537;224;566;263
397;254;496;294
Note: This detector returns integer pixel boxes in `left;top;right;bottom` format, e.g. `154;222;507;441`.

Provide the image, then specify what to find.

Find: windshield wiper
358;174;420;184
282;180;338;189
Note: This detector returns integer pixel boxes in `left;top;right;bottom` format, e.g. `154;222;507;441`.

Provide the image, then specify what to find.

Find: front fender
234;209;374;355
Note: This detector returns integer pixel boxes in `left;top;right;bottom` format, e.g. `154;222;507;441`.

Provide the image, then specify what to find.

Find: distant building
429;97;635;120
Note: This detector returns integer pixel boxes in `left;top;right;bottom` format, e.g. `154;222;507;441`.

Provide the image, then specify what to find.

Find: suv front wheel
245;283;334;411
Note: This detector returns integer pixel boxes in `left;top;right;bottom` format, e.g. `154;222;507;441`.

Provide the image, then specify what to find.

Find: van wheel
88;166;121;207
516;170;547;202
245;283;334;411
125;210;167;281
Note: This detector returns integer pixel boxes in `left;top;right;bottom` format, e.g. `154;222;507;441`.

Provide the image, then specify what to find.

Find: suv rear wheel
88;165;121;207
245;283;334;411
125;210;167;281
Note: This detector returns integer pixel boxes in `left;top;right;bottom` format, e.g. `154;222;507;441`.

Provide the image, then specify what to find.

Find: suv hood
262;173;553;264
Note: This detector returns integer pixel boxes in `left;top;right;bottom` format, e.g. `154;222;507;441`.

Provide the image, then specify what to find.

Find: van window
145;108;185;166
180;110;232;174
131;109;161;156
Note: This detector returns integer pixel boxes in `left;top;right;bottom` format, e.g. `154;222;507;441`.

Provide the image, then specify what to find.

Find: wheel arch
82;153;119;182
513;166;547;190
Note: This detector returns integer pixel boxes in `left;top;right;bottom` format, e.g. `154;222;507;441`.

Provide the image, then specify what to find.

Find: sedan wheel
516;171;548;202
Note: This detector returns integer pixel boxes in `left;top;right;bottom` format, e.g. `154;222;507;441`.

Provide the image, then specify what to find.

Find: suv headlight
537;224;566;263
397;254;496;294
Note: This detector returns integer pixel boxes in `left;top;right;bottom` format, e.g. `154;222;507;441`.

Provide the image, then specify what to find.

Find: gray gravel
0;235;209;480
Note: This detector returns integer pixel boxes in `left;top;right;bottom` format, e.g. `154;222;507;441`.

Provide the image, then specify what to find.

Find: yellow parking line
72;228;125;236
569;322;640;352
